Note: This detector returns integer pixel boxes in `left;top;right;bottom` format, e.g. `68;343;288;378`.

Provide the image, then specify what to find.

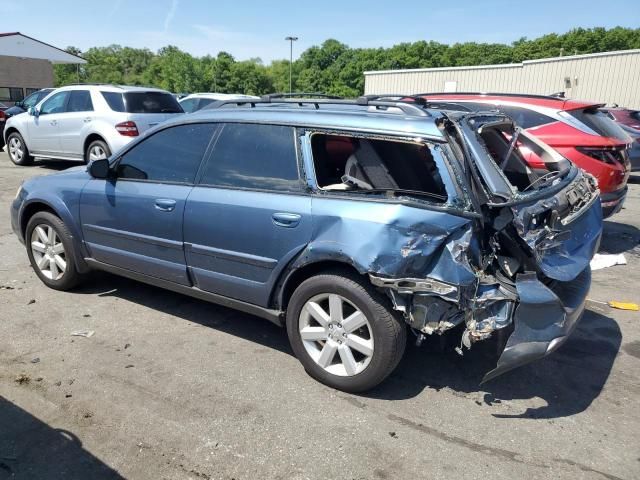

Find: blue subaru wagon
10;95;602;391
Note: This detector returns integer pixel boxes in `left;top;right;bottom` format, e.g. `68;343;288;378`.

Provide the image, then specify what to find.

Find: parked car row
10;93;603;391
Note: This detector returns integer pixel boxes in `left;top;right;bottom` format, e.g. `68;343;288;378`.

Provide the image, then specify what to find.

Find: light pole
285;36;298;93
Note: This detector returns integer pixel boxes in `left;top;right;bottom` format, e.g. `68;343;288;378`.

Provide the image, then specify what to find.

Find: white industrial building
364;49;640;109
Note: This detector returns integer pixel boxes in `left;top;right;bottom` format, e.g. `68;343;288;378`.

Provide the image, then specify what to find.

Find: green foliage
54;27;640;95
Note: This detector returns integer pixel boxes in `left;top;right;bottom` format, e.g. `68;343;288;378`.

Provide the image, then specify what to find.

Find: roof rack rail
416;91;567;101
207;95;430;117
262;92;344;100
66;83;117;86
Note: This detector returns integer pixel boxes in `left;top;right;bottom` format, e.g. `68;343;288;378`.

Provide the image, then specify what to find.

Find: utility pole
285;36;298;93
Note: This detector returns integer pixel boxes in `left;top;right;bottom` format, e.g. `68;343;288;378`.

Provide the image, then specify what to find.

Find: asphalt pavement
1;151;639;480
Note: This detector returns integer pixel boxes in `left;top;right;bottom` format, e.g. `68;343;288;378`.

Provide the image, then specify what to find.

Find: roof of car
55;84;171;94
182;93;259;100
172;102;447;140
419;92;600;111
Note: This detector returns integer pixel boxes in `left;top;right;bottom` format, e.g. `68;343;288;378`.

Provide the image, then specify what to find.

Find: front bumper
10;195;25;244
482;267;591;383
600;186;627;218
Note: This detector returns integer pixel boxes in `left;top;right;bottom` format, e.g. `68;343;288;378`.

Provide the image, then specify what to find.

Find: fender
20;194;91;274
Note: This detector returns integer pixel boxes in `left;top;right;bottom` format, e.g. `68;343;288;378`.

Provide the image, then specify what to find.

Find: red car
601;107;640;131
416;93;632;217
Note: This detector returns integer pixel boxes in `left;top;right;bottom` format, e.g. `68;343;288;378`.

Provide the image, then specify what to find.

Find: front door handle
272;212;301;228
154;199;176;212
50;120;57;126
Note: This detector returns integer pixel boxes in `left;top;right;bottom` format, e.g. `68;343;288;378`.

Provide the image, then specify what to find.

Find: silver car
3;84;184;165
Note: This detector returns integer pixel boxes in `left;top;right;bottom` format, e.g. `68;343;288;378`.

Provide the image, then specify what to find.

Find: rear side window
67;90;93;112
566;108;630;141
116;124;216;184
495;106;555;129
180;98;198;113
123;92;183;113
199;123;301;191
101;91;125;112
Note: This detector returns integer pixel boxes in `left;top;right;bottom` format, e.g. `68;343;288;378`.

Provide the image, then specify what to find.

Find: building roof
364;49;640;76
0;32;86;64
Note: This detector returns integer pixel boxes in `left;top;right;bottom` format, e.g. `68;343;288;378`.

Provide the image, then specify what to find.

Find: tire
7;132;33;166
85;139;111;164
25;211;83;291
286;271;406;392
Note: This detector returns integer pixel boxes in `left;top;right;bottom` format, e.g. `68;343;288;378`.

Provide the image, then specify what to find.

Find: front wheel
7;132;33;166
25;211;83;291
286;272;406;392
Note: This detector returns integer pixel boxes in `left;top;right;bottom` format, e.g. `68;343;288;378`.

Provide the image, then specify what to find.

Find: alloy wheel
8;137;24;163
299;293;374;376
30;224;67;281
89;145;107;161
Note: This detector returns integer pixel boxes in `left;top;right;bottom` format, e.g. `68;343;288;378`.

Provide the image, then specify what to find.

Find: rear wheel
286;272;406;392
26;212;82;291
7;132;33;166
85;139;111;164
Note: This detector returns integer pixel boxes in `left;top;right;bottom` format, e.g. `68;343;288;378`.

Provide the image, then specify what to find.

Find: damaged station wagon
10;94;602;392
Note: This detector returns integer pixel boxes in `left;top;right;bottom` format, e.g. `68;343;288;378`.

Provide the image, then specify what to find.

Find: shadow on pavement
599;220;639;256
366;309;620;419
71;273;620;419
26;159;84;172
0;396;123;479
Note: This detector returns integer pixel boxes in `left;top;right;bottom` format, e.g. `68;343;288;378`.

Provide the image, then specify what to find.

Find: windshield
473;117;571;194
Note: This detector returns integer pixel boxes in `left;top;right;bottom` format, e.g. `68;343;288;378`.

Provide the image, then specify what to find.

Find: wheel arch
83;133;108;160
4;126;24;146
274;258;367;313
20;199;91;274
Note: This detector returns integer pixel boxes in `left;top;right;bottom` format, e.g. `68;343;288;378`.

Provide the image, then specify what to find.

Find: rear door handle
83;117;92;123
272;212;301;228
154;199;176;212
50;120;57;126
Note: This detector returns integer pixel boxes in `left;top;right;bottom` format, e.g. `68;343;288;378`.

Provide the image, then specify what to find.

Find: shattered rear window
310;133;450;204
475;120;571;193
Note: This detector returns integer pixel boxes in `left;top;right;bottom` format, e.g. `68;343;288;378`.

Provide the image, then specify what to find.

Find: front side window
116;124;216;183
67;90;94;112
40;91;70;115
199;123;301;191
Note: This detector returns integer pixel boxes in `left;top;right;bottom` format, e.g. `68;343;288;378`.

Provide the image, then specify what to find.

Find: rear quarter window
101;91;125;112
123;92;183;114
567;108;630;141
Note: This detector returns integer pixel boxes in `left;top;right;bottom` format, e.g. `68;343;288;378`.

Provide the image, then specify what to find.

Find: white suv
4;84;184;165
179;93;259;113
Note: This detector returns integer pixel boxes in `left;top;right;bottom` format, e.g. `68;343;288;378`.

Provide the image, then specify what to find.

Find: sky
2;0;639;62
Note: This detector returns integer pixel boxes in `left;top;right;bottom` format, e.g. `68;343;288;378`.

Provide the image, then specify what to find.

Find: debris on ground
54;381;62;386
27;299;36;305
35;377;43;382
388;431;398;438
0;285;14;290
125;364;135;368
30;357;40;364
83;314;91;318
65;393;72;398
70;329;95;338
14;373;30;384
124;343;131;349
590;253;627;270
608;301;640;311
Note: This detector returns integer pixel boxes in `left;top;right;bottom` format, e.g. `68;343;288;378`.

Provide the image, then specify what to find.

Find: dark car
620;124;640;172
10;96;601;391
602;107;640;131
3;88;54;120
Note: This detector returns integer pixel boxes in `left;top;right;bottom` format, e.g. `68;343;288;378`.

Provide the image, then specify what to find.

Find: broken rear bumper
482;266;591;383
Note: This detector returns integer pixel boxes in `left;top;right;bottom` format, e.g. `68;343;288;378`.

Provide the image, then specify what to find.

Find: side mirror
88;158;110;179
28;107;39;117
